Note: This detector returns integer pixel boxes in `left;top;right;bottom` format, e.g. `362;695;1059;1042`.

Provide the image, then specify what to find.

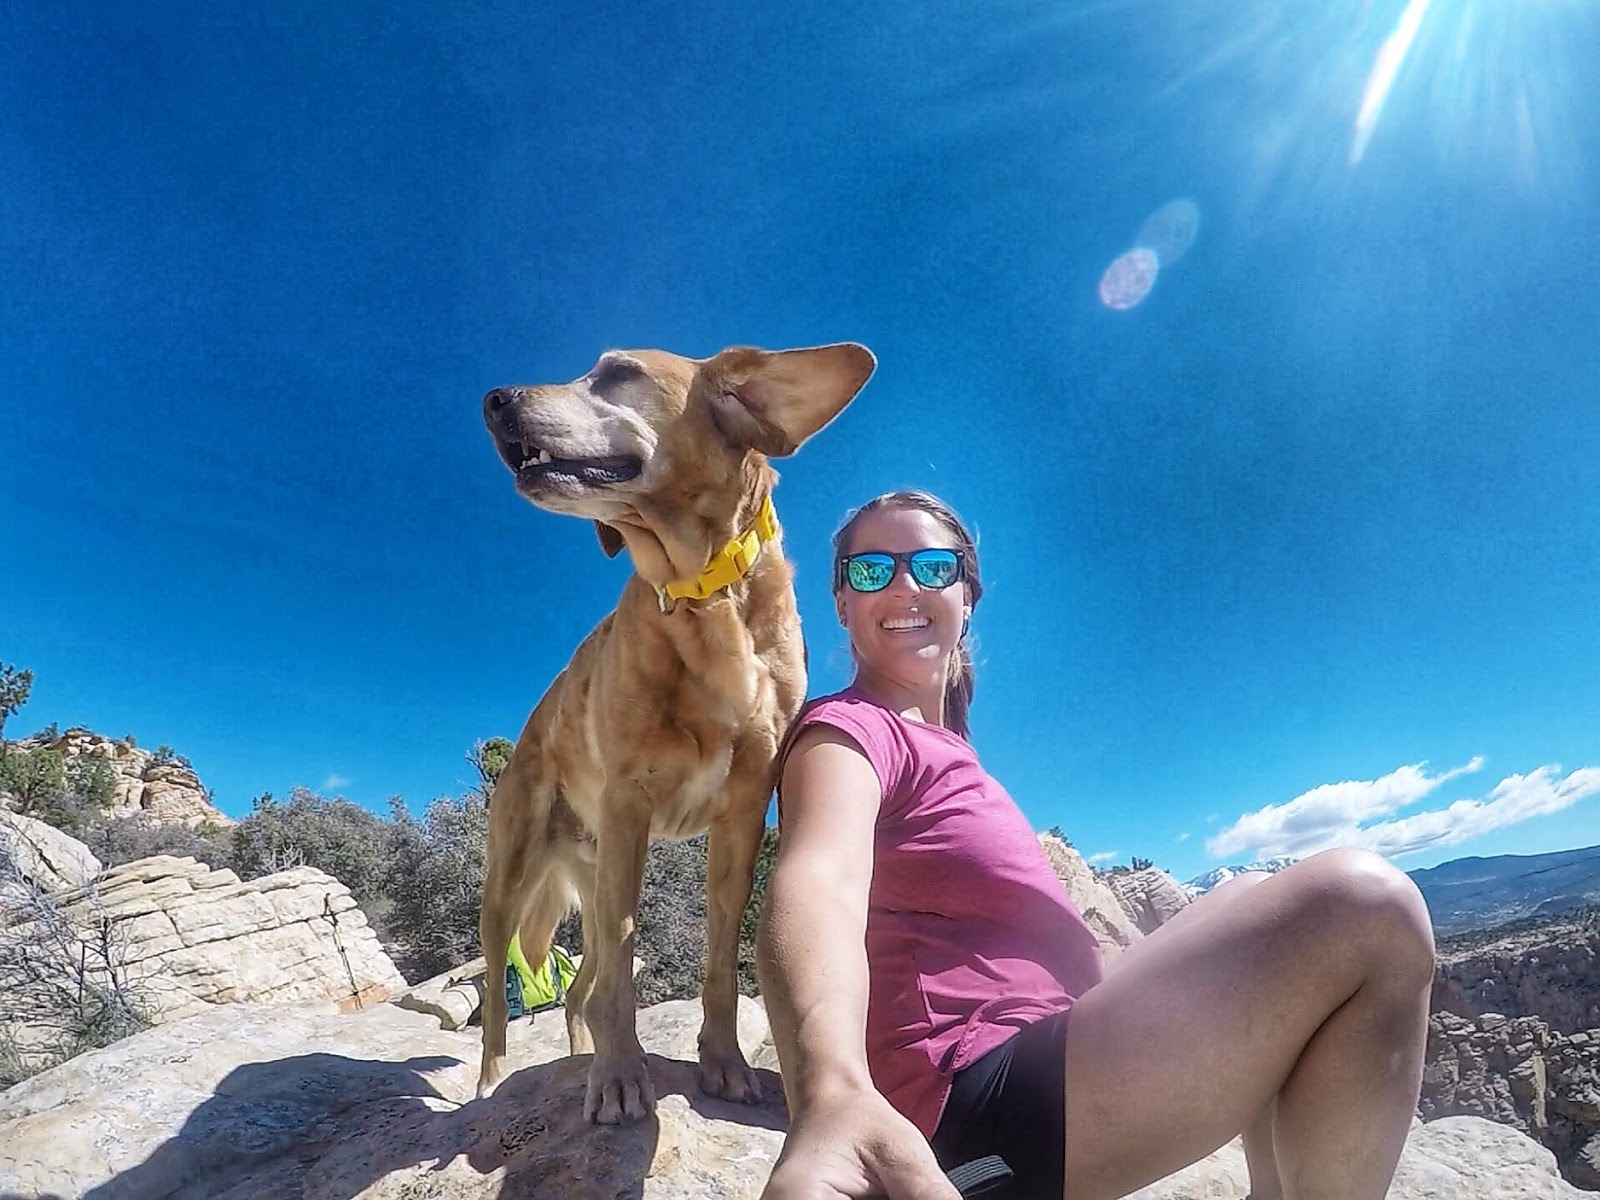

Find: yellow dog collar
658;495;779;611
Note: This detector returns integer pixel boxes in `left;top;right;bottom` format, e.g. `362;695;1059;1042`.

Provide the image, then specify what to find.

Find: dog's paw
697;1040;762;1104
584;1052;656;1124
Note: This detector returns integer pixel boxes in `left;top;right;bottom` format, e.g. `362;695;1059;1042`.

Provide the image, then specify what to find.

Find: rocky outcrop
43;854;406;1023
1105;867;1192;935
1422;1010;1600;1190
1037;834;1143;957
0;810;101;893
1434;914;1600;1035
0;995;1587;1200
7;727;229;826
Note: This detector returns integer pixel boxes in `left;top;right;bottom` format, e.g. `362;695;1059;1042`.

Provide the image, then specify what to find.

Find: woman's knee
1289;849;1436;980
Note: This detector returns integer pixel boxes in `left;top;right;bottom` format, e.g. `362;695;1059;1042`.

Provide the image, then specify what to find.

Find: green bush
633;836;710;1005
85;815;233;871
230;788;395;904
0;746;68;821
382;794;489;981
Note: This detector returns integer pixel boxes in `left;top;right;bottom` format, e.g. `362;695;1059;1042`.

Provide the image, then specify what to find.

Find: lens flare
1135;199;1202;266
1098;248;1160;311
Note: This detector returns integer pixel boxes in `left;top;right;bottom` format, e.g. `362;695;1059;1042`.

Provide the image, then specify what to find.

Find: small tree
1131;856;1154;872
0;747;66;818
148;745;193;771
470;737;514;804
0;663;34;739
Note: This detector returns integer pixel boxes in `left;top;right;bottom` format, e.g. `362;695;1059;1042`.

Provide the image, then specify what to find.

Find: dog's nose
484;387;519;416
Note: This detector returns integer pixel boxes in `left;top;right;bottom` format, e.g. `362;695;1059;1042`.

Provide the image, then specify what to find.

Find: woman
756;490;1435;1200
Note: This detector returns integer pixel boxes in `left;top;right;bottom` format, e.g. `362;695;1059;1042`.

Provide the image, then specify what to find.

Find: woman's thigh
1060;849;1430;1198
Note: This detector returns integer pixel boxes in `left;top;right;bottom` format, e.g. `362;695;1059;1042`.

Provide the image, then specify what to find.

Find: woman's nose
885;563;921;595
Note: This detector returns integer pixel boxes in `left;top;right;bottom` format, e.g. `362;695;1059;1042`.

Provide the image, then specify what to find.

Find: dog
477;341;875;1123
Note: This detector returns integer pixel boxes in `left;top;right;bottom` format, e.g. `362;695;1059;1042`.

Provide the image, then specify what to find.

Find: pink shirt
781;688;1104;1137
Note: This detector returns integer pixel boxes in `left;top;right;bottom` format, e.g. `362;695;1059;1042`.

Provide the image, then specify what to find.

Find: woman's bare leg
1241;1102;1280;1200
1062;848;1434;1200
1108;871;1284;1200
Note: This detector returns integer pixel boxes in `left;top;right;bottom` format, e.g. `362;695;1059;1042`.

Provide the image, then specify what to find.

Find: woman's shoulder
785;688;914;774
798;686;882;721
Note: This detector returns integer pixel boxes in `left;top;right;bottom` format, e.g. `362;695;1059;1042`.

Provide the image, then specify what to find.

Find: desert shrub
230;788;394;904
0;834;150;1088
148;745;193;770
84;814;233;871
67;756;118;812
632;836;709;1005
382;794;489;981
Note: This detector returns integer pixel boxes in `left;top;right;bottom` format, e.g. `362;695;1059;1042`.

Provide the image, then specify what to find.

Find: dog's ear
594;521;625;558
708;343;876;457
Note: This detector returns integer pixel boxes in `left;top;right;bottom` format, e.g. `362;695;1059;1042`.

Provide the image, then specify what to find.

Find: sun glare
1350;0;1435;165
1153;0;1595;202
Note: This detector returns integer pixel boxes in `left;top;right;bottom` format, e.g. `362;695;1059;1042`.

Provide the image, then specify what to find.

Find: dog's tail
478;759;582;1096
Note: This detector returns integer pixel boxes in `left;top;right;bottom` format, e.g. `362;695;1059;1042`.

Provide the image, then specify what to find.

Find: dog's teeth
537;448;552;465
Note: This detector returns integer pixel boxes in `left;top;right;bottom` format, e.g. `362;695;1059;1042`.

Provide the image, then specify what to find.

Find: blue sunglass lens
846;554;896;592
910;550;961;588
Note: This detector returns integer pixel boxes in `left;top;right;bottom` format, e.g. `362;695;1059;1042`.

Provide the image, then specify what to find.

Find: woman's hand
761;1088;962;1200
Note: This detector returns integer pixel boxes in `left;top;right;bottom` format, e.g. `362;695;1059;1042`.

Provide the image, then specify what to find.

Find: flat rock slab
0;996;781;1200
0;994;1586;1199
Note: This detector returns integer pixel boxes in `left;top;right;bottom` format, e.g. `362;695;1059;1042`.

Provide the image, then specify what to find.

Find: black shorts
929;1008;1070;1199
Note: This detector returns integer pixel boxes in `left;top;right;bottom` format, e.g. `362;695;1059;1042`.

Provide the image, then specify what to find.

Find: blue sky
3;0;1596;883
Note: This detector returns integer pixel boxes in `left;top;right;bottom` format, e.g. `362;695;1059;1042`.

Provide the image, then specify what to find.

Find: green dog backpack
505;932;578;1018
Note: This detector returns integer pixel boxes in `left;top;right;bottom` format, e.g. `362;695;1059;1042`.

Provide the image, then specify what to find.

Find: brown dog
477;341;875;1123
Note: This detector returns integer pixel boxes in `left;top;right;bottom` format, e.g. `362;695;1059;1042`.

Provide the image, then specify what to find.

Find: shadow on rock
25;1049;786;1200
73;1051;460;1200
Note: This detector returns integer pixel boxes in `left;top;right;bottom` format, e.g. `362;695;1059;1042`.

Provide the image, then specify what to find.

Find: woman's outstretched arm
757;726;959;1200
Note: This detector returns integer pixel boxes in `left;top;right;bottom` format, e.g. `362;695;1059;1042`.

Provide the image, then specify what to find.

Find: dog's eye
591;358;644;388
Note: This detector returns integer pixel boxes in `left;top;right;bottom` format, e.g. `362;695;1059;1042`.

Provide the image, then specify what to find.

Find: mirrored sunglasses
837;548;965;593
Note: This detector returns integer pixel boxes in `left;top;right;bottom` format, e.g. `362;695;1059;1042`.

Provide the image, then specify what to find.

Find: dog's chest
650;744;736;839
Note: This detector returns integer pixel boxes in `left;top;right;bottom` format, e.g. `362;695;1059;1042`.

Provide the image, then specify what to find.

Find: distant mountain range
1405;844;1600;936
1185;845;1600;936
1182;858;1297;896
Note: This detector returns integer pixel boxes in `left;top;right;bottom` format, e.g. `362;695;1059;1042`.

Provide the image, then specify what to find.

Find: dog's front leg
699;795;766;1103
584;786;655;1124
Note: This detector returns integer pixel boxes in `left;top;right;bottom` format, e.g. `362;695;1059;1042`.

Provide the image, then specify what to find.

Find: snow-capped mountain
1183;858;1298;897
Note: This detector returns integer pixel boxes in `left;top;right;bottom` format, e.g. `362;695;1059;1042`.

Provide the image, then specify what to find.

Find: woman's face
835;505;970;685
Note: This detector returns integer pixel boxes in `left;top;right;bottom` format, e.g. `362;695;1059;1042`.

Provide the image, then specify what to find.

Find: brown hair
832;490;983;740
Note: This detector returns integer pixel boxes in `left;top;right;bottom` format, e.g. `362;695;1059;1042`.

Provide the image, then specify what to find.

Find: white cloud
1088;850;1119;864
1207;758;1600;862
320;773;352;792
1208;757;1484;860
1175;831;1191;843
